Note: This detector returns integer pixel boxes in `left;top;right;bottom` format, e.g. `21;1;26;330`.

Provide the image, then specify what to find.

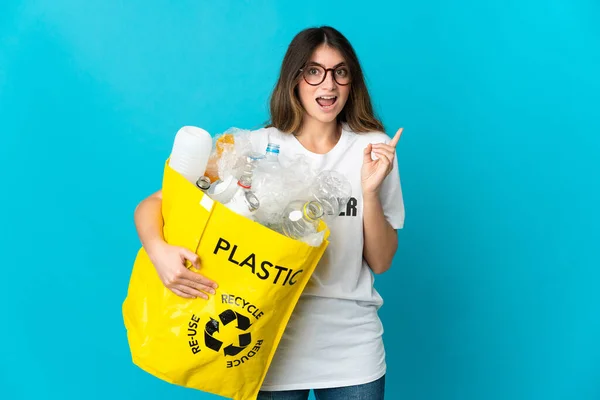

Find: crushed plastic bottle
209;151;262;200
309;171;352;222
195;128;345;244
205;128;256;183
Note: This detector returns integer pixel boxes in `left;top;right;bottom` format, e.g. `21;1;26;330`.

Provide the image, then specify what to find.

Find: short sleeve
379;146;405;230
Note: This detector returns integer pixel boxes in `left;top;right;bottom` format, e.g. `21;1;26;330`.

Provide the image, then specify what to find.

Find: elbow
370;260;393;275
368;238;398;275
364;227;398;274
133;199;145;222
366;251;395;274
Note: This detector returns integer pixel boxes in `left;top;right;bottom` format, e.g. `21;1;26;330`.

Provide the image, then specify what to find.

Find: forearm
134;195;166;255
362;192;398;274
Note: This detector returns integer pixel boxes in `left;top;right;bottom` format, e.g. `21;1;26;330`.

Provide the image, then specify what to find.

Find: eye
336;68;349;77
308;68;320;75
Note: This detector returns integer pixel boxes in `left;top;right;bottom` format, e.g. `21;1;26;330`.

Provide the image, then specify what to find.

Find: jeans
256;375;385;400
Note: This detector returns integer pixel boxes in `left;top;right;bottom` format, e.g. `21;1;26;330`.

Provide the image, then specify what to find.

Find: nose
321;69;337;89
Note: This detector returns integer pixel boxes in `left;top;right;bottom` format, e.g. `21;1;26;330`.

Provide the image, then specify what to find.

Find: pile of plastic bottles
168;126;351;246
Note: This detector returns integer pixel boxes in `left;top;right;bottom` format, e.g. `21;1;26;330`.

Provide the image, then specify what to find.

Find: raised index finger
389;128;403;148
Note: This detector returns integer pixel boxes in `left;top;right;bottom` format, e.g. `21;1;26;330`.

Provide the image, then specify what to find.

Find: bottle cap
266;143;280;154
303;201;324;220
238;174;252;189
244;191;260;212
196;176;211;191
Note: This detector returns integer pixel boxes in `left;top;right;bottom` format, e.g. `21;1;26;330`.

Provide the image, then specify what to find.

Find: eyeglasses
299;63;351;86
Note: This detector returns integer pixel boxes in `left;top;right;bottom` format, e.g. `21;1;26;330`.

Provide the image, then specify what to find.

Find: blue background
1;1;599;399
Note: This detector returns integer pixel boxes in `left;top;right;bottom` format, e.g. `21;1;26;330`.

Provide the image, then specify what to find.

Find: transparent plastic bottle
224;175;260;219
260;143;281;172
282;200;324;240
252;143;283;209
239;152;265;179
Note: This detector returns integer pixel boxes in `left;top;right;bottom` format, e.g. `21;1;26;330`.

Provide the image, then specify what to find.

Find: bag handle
161;159;215;257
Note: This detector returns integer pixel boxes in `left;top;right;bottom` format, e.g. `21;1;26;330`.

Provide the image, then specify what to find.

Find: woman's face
297;44;351;126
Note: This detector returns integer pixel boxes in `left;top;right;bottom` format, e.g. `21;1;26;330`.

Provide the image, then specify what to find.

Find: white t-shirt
248;124;405;391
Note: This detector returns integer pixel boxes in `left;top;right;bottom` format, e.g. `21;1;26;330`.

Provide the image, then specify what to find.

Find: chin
316;114;338;124
306;107;342;124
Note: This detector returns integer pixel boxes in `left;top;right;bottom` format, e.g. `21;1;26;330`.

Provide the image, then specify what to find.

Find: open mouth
316;96;337;109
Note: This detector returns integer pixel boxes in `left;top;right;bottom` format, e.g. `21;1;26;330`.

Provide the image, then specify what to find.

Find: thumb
180;247;200;269
363;144;373;164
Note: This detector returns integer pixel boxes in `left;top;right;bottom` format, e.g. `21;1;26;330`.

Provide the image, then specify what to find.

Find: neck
295;118;341;153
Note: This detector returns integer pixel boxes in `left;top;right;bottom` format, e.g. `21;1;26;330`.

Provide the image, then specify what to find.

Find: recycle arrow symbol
204;317;222;352
204;309;253;356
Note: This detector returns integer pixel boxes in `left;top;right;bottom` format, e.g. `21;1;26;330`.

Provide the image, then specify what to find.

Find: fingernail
209;289;215;295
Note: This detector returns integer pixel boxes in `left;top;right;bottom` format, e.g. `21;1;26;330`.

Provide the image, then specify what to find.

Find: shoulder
249;126;290;142
247;126;281;152
249;125;299;149
249;126;279;135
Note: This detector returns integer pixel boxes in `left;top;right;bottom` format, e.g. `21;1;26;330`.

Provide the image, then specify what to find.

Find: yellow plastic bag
122;160;329;400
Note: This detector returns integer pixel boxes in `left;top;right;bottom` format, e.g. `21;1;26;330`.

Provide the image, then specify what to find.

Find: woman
134;26;404;400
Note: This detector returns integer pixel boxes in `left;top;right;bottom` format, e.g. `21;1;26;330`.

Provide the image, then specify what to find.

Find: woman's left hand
361;128;403;195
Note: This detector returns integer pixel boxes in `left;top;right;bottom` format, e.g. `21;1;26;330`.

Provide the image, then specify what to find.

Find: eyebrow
306;61;347;69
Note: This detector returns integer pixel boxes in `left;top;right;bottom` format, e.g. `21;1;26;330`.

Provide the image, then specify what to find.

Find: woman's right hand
147;241;218;299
